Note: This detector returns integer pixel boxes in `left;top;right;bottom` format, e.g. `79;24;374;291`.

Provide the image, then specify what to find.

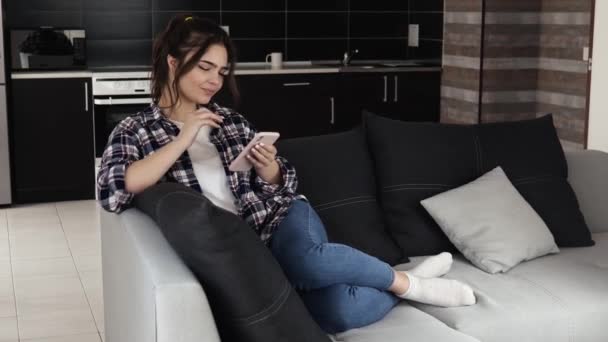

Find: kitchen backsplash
4;0;443;66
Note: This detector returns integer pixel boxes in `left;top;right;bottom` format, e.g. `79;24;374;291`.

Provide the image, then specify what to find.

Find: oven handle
94;97;152;105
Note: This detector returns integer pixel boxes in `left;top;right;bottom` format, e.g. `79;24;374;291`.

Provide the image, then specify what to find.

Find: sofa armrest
101;208;221;342
565;149;608;233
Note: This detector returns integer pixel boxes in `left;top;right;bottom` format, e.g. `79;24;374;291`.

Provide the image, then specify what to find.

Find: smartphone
229;132;281;172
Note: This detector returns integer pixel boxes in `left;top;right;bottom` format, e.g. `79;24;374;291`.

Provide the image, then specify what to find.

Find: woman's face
173;44;229;105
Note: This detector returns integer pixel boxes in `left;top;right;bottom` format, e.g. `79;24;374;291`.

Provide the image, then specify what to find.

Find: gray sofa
100;149;608;342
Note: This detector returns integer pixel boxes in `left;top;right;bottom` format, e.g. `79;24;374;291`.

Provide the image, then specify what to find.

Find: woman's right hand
175;108;224;149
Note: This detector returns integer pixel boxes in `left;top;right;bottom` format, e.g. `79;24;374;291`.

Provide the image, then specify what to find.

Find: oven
92;72;152;160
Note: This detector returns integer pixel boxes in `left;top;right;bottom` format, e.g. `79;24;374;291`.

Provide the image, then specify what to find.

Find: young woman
97;14;476;334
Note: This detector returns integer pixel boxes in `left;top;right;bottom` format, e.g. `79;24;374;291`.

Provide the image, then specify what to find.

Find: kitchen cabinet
335;70;441;131
10;77;95;203
214;73;337;138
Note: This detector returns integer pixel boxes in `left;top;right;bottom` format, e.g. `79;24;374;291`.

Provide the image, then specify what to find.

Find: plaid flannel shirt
97;102;306;243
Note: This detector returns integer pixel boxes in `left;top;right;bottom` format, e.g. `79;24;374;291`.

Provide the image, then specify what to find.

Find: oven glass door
94;97;151;158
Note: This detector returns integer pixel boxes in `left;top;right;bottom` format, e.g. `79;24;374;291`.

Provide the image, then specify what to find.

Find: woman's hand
247;142;277;169
248;143;282;184
175;108;224;150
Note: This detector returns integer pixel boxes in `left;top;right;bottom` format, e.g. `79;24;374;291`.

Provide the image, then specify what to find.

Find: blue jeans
269;199;400;334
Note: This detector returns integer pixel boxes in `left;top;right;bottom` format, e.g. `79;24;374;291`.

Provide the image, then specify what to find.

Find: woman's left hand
247;142;278;170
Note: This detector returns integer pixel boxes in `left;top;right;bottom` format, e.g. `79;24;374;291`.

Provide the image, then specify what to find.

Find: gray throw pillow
420;166;559;273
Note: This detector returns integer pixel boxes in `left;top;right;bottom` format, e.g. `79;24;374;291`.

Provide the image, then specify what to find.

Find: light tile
0;239;9;261
79;271;102;296
55;200;99;215
0;316;18;341
73;255;101;273
86;291;104;333
7;204;60;226
6;202;57;219
99;332;105;342
14;275;85;300
0;296;16;318
61;220;100;237
62;228;99;242
16;292;90;317
66;236;100;257
18;308;98;340
0;211;7;240
12;258;78;280
8;222;64;235
21;333;101;342
0;277;13;298
0;261;10;279
10;233;71;260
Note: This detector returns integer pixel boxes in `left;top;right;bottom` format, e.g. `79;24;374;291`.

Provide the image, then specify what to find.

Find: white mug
265;52;283;69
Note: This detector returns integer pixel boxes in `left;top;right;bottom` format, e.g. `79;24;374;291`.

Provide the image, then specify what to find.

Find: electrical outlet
408;24;419;47
221;25;230;35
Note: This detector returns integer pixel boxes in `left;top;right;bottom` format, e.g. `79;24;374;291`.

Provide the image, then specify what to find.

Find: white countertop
11;60;441;79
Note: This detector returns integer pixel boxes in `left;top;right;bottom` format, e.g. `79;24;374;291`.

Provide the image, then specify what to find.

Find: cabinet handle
283;82;311;87
84;82;89;112
383;76;388;103
394;76;398;103
330;97;335;125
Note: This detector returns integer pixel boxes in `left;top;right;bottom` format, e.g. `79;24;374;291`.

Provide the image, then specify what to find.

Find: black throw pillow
363;111;477;257
134;183;331;342
276;127;404;265
477;114;594;247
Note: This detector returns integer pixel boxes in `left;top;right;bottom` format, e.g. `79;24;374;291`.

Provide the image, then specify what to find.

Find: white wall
588;1;608;152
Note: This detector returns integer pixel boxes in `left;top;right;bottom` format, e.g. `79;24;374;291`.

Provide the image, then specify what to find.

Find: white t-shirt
171;120;238;214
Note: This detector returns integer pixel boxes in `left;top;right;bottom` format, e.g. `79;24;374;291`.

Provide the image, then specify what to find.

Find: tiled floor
0;200;104;342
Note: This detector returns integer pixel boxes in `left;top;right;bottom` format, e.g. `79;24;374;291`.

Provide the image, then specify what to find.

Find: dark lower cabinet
335;70;441;131
7;70;439;204
214;73;337;138
11;78;95;203
391;71;441;122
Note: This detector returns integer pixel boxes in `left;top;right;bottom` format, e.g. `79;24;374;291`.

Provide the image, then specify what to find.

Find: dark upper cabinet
84;0;151;11
349;0;409;11
151;0;218;11
222;0;284;11
214;74;337;139
10;78;95;203
287;13;348;38
409;0;444;12
287;0;348;11
223;12;285;39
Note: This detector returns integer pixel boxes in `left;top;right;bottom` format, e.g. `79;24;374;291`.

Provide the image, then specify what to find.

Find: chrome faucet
342;49;359;66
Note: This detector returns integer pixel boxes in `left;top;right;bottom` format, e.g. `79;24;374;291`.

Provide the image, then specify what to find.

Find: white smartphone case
229;132;280;172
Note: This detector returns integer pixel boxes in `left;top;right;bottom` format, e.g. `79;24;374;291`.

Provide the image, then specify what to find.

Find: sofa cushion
365;112;594;259
334;303;480;342
478;115;594;247
276;127;403;265
364;112;478;257
421;166;560;273
400;233;608;342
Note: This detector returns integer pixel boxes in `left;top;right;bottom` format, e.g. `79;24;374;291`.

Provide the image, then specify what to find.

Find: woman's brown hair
151;14;239;108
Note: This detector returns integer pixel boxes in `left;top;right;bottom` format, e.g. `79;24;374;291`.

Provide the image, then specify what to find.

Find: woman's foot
407;252;453;278
396;271;476;307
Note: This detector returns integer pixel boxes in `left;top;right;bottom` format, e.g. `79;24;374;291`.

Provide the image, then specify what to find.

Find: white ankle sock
397;272;476;307
407;252;453;278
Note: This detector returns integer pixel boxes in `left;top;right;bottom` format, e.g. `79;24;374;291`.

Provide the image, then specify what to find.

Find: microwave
10;27;86;70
